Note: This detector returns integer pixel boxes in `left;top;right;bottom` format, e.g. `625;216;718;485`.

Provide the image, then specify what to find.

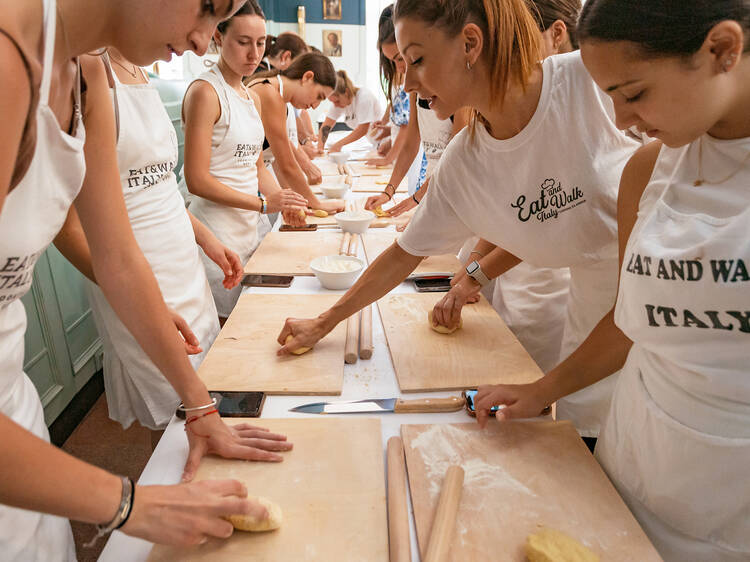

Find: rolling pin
359;304;373;359
347;233;359;257
423;466;464;562
344;313;359;364
339;232;352;255
387;437;411;562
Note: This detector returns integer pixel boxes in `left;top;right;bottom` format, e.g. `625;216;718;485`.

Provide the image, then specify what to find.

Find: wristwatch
465;260;490;287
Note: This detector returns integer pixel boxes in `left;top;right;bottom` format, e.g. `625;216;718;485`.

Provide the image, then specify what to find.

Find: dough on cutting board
285;334;311;355
526;528;599;562
227;496;283;532
427;310;462;334
313;209;329;218
373;206;388;218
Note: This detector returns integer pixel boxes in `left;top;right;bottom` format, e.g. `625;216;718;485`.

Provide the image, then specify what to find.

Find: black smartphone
176;391;266;419
280;223;317;231
242;274;294;287
414;277;452;292
462;389;500;417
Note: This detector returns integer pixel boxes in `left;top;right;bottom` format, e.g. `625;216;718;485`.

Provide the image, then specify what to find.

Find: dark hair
216;0;264;34
378;4;398;104
393;0;542;127
254;52;337;88
264;32;309;61
526;0;581;49
578;0;750;57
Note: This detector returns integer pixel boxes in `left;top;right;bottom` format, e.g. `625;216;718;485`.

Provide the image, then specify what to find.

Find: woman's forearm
320;243;423;328
272;149;321;206
185;171;262;212
334;124;369;149
0;414;122;525
53;206;96;283
477;246;521;279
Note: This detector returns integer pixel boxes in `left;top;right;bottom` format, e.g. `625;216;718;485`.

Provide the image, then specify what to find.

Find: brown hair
393;0;543;125
264;32;309;61
526;0;581;48
216;0;264;34
252;52;337;89
333;69;358;98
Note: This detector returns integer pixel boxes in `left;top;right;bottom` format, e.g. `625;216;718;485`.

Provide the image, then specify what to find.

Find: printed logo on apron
0;251;43;304
234;143;262;167
511;178;586;223
126;158;177;190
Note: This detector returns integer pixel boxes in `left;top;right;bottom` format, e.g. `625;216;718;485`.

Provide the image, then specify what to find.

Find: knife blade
289;396;464;414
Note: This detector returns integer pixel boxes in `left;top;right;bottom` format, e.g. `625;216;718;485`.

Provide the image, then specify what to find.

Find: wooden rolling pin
359;304;373;359
347;233;360;257
344;313;359;364
387;437;411;562
339;232;352;255
423;465;464;562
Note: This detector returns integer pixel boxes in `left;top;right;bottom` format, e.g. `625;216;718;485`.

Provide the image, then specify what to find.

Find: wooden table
244;231;346;276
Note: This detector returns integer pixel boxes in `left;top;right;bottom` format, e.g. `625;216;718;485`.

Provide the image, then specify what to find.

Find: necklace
694;135;750;187
109;55;140;80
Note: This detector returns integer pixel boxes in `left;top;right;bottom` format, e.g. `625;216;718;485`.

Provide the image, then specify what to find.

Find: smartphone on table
414;276;453;292
241;274;294;288
177;391;266;419
462;389;552;417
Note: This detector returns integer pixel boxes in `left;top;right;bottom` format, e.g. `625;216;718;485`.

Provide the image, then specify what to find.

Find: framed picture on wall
322;30;342;57
323;0;342;20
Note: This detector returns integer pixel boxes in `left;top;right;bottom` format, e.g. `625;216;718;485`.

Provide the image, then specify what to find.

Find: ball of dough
427;310;462;334
526;528;599;562
313;209;329;218
227;496;283;532
373;206;388;218
285;334;311;355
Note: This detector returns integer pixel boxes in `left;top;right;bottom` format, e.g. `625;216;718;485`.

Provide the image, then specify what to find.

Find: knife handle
393;396;463;413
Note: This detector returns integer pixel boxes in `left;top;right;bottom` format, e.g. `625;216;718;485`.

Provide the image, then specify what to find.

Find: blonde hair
333;69;358;99
394;0;543;131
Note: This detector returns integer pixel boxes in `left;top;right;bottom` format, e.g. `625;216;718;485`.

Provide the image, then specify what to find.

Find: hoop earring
466;61;472;71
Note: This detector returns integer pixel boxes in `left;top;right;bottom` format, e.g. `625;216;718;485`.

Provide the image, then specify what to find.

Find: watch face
467;261;479;274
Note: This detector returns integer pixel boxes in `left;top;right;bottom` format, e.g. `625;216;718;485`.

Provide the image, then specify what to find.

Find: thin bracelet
185;408;219;426
84;476;134;547
412;194;420;205
470;249;485;258
259;195;267;214
384;183;396;198
176;397;217;413
381;190;393;202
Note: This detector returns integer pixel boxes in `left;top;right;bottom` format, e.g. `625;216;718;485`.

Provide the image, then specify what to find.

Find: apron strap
39;0;57;106
100;52;121;142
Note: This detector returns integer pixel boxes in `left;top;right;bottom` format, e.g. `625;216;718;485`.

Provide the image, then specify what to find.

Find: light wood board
198;294;347;394
352;174;407;192
377;293;543;392
401;421;661;561
362;231;462;275
348;161;393;175
244;231;346;276
314;159;341;176
149;418;388;562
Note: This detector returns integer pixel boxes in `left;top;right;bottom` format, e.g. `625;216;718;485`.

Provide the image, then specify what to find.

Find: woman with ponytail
318;70;384;153
278;0;643;445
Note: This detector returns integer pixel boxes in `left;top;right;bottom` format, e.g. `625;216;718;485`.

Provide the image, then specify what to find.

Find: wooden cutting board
362;231;462;276
347;161;393;175
244;231;346;276
352;174;407;193
198;294;347;394
377;293;543;392
314;159;341;176
401;421;661;561
149;418;388;562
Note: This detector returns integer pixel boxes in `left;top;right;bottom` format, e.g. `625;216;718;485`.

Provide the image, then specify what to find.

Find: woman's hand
366;156;391;167
302;161;323;185
265;188;308;215
364;192;391;211
182;414;293;482
431;275;481;329
315;199;345;214
122;479;268;546
169;308;202;355
473;382;551;429
385;196;418;218
450;269;480;304
199;234;244;290
282;208;307;227
377;138;392;156
329;141;345;154
276;316;335;357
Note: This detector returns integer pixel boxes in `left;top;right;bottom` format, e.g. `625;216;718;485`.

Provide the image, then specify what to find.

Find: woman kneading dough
246;52;342;214
278;0;643;441
182;3;308;320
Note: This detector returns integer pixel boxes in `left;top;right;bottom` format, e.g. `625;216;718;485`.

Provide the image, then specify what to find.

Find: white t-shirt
326;87;382;129
398;51;643;435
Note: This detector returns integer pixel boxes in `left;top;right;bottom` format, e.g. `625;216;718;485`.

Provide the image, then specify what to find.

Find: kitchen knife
289;396;464;414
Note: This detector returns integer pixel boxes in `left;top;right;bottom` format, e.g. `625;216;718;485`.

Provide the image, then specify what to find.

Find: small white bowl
335;210;375;234
329;151;350;165
310;255;364;290
319;182;349;199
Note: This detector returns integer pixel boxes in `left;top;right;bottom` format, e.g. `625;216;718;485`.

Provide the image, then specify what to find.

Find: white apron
187;67;265;317
0;1;83;558
85;65;220;430
597;137;750;560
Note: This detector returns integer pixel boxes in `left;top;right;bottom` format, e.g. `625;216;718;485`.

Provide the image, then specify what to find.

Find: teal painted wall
259;0;365;25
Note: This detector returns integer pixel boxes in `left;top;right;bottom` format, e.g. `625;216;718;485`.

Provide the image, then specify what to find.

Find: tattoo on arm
320;125;332;148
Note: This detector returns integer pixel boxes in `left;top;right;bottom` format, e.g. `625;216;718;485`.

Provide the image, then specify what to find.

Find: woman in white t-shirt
476;1;750;559
278;0;642;440
318;70;383;153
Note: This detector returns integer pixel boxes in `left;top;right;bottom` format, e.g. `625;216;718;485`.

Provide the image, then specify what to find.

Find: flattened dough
285;334;312;355
227;496;283;532
526;528;599;562
313;209;329;218
427;310;463;334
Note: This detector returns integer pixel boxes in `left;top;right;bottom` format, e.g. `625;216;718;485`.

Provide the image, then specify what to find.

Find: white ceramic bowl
319;182;349;199
335;210;375;234
310;255;364;290
329;151;350;165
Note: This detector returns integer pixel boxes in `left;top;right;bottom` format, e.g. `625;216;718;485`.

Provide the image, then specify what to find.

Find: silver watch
465;260;490;287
